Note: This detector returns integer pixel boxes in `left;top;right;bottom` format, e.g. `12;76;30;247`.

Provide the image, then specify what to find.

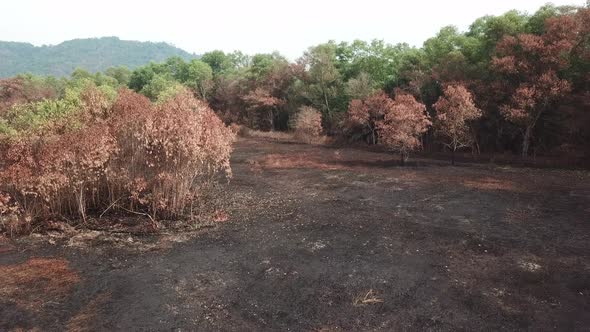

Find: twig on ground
353;289;383;306
99;197;123;219
113;204;156;225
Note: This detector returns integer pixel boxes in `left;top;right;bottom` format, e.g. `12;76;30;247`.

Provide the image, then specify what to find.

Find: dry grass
241;129;295;141
0;234;14;253
0;257;80;311
253;153;346;171
352;289;384;306
462;177;522;192
66;292;112;332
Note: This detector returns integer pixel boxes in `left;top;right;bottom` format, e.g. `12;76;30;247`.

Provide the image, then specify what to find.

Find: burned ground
1;137;589;331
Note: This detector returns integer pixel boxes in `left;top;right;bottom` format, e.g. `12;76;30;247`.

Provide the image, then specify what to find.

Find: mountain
0;37;198;77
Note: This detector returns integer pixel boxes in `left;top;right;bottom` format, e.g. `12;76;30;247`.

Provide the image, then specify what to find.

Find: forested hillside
0;37;197;77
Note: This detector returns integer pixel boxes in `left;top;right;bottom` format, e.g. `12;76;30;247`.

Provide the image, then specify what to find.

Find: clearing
1;137;589;331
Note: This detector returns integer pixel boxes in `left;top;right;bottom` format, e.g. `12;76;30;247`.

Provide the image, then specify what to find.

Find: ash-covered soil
1;137;589;331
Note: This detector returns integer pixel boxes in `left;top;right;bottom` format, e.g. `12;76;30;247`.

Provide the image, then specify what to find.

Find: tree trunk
268;109;275;131
522;125;532;159
400;152;409;166
451;148;455;166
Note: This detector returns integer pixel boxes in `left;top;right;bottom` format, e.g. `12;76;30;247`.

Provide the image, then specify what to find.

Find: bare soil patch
1;137;589;331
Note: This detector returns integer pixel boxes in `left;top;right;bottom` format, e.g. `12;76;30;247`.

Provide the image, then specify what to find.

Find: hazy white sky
0;0;586;58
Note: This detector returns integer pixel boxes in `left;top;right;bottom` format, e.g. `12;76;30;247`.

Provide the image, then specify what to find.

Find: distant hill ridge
0;36;198;77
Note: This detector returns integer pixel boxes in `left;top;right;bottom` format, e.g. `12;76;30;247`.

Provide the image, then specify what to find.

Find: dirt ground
1;137;590;331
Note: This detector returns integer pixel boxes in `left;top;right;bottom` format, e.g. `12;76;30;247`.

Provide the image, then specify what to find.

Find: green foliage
185;60;213;98
129;65;155;92
201;50;233;75
249;52;288;80
140;74;178;101
155;83;188;104
423;26;468;67
336;40;415;89
526;4;578;34
302;43;346;124
465;10;528;63
2;2;587;159
2;98;79;134
105;66;132;86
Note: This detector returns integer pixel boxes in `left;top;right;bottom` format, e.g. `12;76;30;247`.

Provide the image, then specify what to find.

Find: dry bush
107;89;235;219
292;106;323;143
0;87;235;235
229;123;243;135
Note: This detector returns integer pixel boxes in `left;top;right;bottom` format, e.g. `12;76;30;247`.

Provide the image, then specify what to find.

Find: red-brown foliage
0;88;235;234
242;87;284;130
377;93;431;164
492;16;577;157
293;106;323;143
345;92;391;144
0;78;57;113
107;89;235;219
433;85;482;163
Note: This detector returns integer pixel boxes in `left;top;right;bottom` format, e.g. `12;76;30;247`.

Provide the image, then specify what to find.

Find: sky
0;0;586;59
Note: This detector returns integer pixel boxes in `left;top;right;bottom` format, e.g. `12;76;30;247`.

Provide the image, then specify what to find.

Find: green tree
128;63;168;92
140;73;178;101
336;40;412;89
185;60;213;99
164;56;189;82
201;50;233;76
465;10;528;63
301;43;344;128
105;66;132;86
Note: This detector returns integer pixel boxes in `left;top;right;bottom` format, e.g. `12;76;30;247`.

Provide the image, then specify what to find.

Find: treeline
2;3;589;162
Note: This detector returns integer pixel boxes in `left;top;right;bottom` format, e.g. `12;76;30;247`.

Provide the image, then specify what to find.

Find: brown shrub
293;106;323;144
0;88;235;234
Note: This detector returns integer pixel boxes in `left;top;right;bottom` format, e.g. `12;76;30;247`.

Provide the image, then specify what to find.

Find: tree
164;56;189;82
201;50;233;76
465;10;528;63
139;74;178;101
423;26;468;67
105;66;132;86
433;85;482;164
242;87;284;130
377;93;431;165
346;72;376;100
346;92;391;145
336;40;410;89
129;66;153;92
301;43;344;130
185;60;213;99
249;52;288;80
492;15;577;157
